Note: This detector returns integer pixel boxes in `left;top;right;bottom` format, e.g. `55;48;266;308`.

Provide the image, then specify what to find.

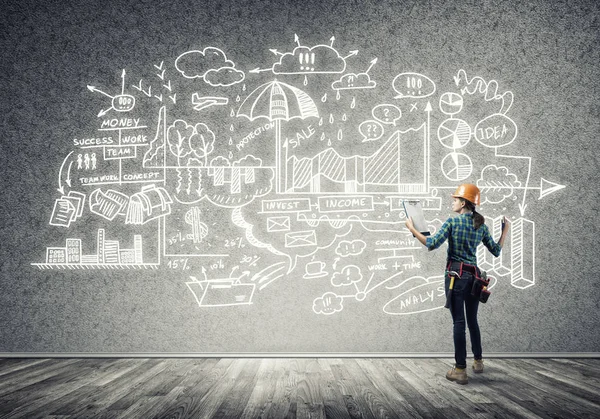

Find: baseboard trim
1;352;599;358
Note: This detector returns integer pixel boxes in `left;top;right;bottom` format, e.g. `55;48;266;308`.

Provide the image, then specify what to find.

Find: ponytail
463;200;485;230
472;210;485;230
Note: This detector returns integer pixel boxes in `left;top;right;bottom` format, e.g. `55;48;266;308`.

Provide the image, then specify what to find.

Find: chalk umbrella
237;80;319;193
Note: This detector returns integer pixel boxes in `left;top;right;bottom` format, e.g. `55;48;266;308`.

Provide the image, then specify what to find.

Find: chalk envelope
285;230;317;247
267;216;291;232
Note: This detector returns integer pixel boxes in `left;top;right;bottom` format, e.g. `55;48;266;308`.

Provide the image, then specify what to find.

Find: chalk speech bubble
358;120;384;142
335;240;367;257
474;113;518;148
372;104;402;126
112;94;135;112
383;276;445;315
393;72;436;99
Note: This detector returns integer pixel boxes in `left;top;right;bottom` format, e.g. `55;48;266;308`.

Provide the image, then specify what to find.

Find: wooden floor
0;358;598;418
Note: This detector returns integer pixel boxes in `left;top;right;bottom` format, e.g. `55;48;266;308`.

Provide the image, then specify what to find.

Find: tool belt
446;260;492;303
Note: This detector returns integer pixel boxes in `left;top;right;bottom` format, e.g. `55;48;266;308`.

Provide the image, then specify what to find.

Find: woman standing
405;183;510;385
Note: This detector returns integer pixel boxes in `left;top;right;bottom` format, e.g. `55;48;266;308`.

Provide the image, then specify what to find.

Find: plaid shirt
425;213;501;265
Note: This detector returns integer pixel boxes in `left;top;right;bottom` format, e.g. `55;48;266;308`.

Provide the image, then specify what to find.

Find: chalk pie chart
437;118;471;149
439;92;463;115
441;152;473;181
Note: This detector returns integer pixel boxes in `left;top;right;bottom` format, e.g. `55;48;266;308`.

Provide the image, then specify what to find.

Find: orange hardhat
452;183;481;206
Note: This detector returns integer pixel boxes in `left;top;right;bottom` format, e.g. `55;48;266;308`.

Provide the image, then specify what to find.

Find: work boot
473;359;484;373
446;366;468;385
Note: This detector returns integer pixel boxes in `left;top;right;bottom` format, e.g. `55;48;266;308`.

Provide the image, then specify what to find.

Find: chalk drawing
88;70;135;117
393;73;436;99
332;58;378;91
175;47;245;87
303;260;328;279
33;228;158;269
191;95;229;111
187;271;255;307
32;36;565;315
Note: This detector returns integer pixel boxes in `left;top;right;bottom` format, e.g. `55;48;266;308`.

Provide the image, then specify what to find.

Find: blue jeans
445;270;482;369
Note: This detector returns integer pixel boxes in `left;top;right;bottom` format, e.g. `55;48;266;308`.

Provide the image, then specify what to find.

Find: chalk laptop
402;200;430;236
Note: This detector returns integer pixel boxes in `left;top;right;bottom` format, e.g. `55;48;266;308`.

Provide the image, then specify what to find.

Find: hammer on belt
445;271;460;309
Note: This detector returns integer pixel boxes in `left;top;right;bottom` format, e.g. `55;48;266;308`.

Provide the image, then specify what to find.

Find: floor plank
0;358;598;419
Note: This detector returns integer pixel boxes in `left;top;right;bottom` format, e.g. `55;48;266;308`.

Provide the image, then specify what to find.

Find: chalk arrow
494;152;532;216
365;58;378;74
65;161;73;187
87;85;113;98
518;203;528;215
269;49;283;56
201;266;208;281
132;79;143;91
120;69;126;95
294;33;300;47
57;151;74;194
330;36;335;47
249;67;272;74
97;108;111;117
424;102;432;189
283;139;289;191
343;50;359;60
539;178;566;200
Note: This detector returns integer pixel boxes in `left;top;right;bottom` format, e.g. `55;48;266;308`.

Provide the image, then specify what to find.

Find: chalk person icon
405;183;510;385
